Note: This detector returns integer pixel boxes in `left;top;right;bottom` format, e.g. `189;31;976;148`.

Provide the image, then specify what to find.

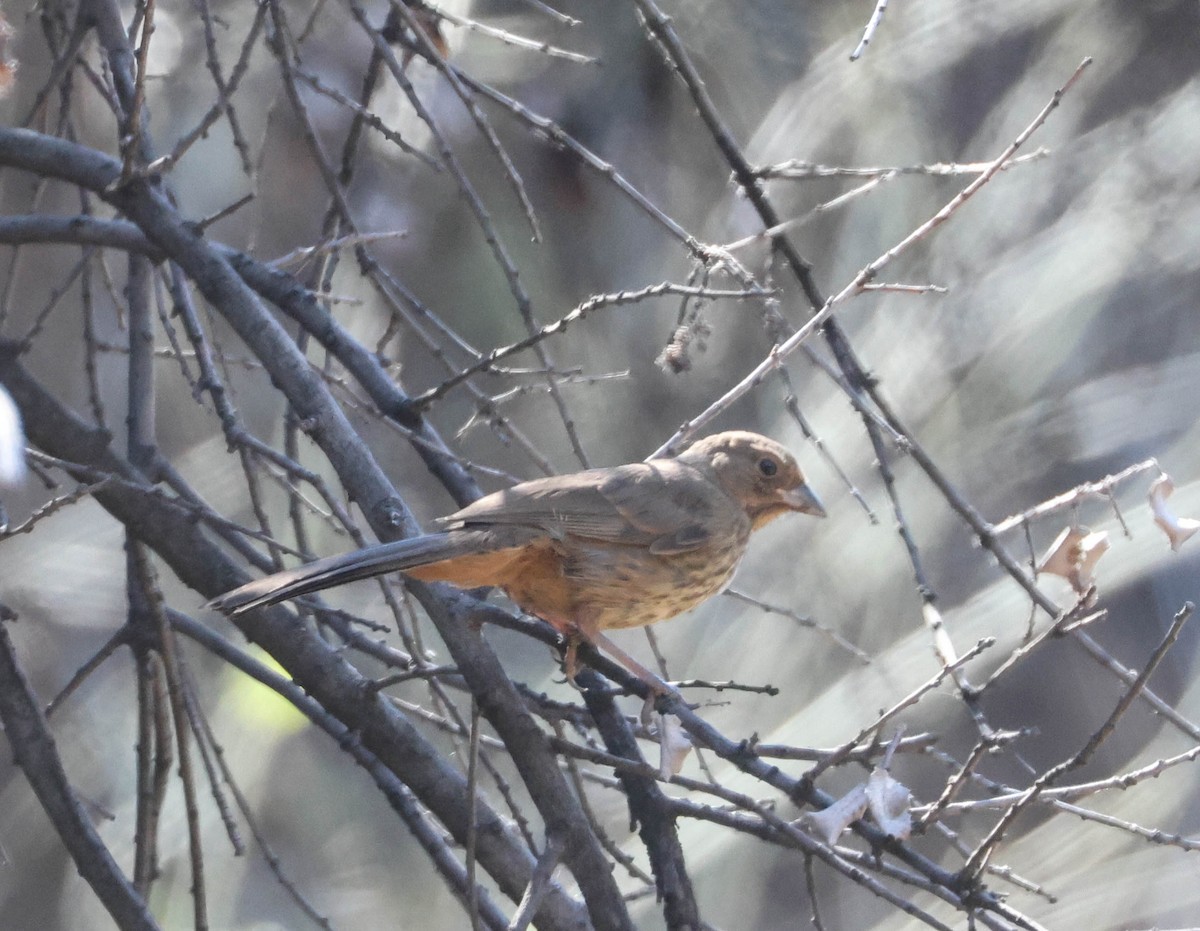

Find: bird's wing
440;461;734;553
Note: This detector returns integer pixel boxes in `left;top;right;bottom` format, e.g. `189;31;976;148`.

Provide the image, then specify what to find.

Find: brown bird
210;431;825;689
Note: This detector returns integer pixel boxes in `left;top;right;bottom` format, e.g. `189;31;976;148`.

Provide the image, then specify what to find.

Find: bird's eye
758;457;778;477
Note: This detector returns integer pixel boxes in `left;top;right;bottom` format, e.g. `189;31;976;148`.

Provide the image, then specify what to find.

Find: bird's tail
208;531;489;616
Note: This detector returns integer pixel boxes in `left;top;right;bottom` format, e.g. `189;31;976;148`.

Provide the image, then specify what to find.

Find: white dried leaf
1071;532;1110;591
1037;526;1110;593
0;384;26;486
657;714;693;779
801;784;868;845
865;767;913;840
1149;475;1200;552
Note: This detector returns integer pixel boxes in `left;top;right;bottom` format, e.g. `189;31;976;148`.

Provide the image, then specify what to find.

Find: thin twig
804;638;995;782
413;283;768;408
960;602;1193;880
653;57;1094;455
0;617;160;930
849;0;890;61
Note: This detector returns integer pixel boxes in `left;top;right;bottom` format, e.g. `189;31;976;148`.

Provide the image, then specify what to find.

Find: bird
209;430;826;689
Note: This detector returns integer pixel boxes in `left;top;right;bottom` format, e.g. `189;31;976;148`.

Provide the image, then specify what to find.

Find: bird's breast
557;531;750;631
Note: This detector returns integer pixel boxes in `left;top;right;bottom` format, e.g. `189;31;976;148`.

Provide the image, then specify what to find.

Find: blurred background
1;0;1199;927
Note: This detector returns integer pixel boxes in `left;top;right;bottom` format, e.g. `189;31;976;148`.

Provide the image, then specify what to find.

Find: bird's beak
783;481;826;518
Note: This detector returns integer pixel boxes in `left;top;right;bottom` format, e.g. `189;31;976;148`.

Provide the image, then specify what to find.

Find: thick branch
580;673;700;930
0;346;590;931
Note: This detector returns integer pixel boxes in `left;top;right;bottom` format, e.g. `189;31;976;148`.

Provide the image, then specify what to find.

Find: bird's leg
563;614;678;696
590;631;678;697
563;632;581;682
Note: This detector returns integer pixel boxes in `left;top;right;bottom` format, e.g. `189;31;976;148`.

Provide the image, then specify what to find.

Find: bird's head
677;431;826;528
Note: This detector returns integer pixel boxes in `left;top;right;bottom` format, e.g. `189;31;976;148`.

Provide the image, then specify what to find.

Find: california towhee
210;431;825;687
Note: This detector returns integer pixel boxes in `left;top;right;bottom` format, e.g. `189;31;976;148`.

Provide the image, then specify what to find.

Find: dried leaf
657;714;693;778
865;767;913;840
0;384;26;486
801;784;868;845
1037;526;1110;594
0;12;15;96
1149;475;1200;552
410;9;449;59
